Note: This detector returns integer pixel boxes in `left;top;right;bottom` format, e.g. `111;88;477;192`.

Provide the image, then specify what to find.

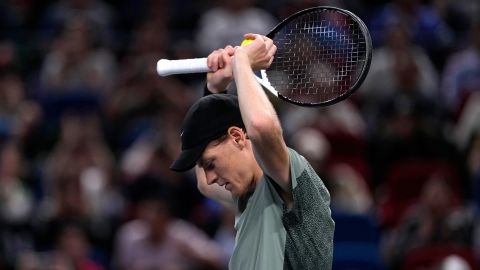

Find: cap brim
170;143;208;172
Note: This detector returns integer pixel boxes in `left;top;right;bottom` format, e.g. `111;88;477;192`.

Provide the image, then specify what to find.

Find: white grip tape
156;58;210;76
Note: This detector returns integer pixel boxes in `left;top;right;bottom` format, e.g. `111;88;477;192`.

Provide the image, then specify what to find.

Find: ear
227;126;246;148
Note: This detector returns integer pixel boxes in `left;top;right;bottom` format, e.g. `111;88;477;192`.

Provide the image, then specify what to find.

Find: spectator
360;21;439;126
326;163;373;215
382;176;475;269
289;127;331;174
195;0;277;55
0;141;35;268
359;21;451;187
55;221;106;270
39;15;117;98
113;177;225;270
35;112;121;257
39;0;115;47
440;19;480;117
0;41;20;74
45;112;115;198
17;221;106;270
105;16;194;154
0;141;33;224
368;0;454;68
0;73;42;141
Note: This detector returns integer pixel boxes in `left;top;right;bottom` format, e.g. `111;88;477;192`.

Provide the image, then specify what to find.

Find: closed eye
198;158;215;171
204;160;215;171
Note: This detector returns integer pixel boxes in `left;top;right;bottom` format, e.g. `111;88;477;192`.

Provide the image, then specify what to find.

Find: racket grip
156;58;211;76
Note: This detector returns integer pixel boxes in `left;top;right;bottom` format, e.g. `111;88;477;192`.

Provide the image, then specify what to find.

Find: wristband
203;84;227;96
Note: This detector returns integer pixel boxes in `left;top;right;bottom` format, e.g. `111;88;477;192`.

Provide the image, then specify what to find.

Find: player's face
199;135;255;198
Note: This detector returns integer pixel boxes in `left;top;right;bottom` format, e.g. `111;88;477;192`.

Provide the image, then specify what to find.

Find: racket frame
156;6;372;107
263;6;372;106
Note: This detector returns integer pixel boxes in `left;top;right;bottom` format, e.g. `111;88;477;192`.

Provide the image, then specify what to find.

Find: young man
170;34;334;269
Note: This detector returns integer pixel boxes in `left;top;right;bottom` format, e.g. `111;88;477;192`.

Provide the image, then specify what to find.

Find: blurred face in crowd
57;225;89;262
59;16;92;56
386;23;411;51
139;199;170;242
421;177;452;219
0;142;21;178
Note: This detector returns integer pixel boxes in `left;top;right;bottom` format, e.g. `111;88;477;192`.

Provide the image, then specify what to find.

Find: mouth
216;180;232;192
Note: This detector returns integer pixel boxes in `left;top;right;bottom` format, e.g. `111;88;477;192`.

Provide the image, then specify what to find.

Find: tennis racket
157;6;372;107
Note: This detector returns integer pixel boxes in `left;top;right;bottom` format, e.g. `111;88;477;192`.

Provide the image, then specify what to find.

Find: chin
236;186;253;198
231;187;248;198
230;189;240;198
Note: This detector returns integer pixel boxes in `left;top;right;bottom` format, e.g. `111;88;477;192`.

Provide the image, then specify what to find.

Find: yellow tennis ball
241;39;254;46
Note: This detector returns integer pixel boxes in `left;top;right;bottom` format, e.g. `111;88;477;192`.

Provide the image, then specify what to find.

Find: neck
237;183;256;213
236;162;262;213
252;165;263;186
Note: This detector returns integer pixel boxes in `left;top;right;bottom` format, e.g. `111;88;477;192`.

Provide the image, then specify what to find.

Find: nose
204;170;218;185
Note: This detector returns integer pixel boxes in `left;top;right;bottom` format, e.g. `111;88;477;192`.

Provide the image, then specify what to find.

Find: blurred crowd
0;0;479;269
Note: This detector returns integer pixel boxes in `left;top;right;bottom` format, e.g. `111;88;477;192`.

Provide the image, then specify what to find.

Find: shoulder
287;147;327;196
286;147;309;178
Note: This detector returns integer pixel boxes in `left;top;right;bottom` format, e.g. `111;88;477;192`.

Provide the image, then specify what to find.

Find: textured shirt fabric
229;148;335;270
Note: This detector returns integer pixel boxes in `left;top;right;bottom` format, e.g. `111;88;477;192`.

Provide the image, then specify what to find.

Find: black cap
170;94;244;172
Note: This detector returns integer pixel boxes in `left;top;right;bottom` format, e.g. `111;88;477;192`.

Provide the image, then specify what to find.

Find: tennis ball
241;39;254;46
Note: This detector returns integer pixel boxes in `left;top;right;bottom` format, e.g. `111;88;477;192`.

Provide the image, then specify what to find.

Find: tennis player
170;34;334;270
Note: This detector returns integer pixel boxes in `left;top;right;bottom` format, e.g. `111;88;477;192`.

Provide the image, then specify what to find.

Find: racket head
264;6;372;107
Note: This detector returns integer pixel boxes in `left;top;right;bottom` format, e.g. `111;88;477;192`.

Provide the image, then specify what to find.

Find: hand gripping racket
157;6;372;107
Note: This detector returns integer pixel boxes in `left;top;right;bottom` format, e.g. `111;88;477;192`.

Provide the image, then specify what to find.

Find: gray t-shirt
229;148;335;270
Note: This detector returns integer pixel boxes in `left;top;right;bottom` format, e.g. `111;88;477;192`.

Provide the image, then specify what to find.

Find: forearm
232;43;291;196
195;166;235;209
232;51;280;138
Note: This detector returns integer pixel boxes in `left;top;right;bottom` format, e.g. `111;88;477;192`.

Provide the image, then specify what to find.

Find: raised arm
232;34;292;201
189;46;238;208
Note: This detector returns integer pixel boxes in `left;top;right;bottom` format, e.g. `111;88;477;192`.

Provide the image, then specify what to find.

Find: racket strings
267;9;368;105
